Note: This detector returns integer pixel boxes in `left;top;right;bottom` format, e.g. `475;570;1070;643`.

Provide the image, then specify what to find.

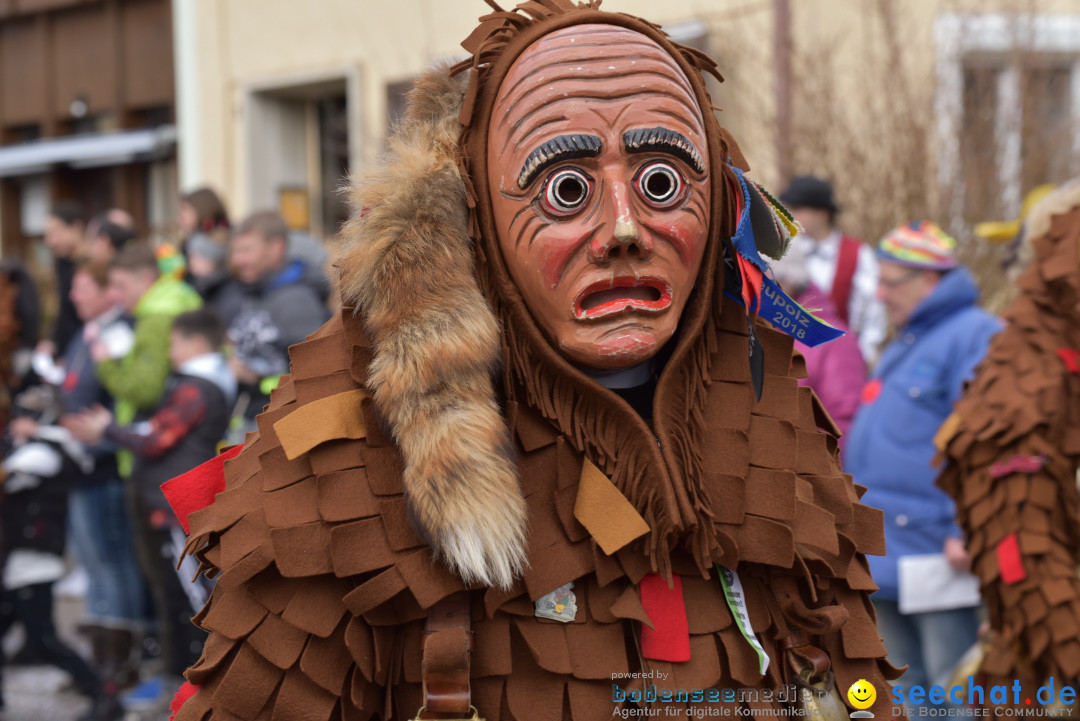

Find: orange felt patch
274;389;368;460
573;459;650;555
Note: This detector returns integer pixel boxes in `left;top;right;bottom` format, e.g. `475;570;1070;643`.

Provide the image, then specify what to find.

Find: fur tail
337;67;527;589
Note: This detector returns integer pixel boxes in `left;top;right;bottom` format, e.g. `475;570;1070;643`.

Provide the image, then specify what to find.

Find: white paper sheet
898;553;981;614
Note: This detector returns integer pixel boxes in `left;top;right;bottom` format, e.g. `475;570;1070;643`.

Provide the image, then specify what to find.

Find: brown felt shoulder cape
174;10;899;720
937;179;1080;691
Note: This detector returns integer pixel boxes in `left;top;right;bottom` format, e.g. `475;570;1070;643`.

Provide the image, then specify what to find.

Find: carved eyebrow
623;127;705;174
517;134;602;189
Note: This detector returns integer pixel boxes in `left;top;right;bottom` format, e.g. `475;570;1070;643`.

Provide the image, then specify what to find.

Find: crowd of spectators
0;189;332;721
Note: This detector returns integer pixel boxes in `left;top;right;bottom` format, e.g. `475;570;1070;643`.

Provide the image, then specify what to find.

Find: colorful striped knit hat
877;220;959;270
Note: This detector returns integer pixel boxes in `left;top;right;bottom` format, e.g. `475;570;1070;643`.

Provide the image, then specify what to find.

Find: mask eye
634;161;685;209
539;168;593;217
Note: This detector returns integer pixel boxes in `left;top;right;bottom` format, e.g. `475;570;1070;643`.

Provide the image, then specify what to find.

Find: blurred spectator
186;232;244;327
0;261;41;360
69;308;235;694
0;262;38;425
974;184;1057;313
288;227;332;305
780;176;887;364
85;220;137;264
85;209;135;245
59;259;145;692
2;385;124;720
770;241;866;445
42;201;85;358
227;211;330;428
843;221;1001;697
178;186;330;303
105;208;135;231
94;246;202;478
178;188;230;239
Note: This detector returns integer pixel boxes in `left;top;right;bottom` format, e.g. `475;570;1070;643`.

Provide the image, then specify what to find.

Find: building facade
175;0;1080;247
0;0;176;260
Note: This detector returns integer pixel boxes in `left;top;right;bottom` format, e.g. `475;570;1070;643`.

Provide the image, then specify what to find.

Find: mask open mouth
573;278;673;320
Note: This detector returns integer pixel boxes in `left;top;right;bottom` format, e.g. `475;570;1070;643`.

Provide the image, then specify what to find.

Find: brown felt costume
937;179;1080;693
174;2;899;719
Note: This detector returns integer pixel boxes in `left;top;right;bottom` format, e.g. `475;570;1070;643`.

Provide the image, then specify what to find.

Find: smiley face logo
847;679;876;710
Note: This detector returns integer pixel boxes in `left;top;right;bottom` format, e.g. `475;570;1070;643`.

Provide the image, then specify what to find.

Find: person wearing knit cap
844;220;1000;705
780;175;887;364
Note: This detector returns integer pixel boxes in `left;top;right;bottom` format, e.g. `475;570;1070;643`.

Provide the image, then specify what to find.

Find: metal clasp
412;705;484;721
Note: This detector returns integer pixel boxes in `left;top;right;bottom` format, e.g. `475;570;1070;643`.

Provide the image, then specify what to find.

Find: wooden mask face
486;24;711;370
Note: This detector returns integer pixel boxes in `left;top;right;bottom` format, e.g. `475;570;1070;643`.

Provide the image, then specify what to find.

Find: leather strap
420;592;473;719
780;628;831;688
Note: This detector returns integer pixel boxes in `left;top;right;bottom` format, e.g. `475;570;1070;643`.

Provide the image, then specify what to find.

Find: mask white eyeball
634;161;685;209
539;168;593;217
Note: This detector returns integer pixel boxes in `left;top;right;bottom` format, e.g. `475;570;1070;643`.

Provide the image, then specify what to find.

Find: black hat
779;175;839;213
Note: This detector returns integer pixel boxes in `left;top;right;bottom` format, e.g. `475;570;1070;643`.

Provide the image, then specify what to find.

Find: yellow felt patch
774;204;800;240
274;388;368;460
761;191;800;240
934;411;963;453
573;459;650;555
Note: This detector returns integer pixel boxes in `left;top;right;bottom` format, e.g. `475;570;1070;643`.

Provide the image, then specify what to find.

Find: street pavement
2;594;173;721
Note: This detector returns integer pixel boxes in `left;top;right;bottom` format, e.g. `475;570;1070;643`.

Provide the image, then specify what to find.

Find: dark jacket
51;256;81;356
107;353;234;518
228;260;330;379
61;311;130;485
191;269;246;329
0;260;40;351
228;259;330;418
1;428;88;556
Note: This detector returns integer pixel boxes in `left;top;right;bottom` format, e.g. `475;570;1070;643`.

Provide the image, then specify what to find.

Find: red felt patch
161;444;244;533
1058;348;1080;374
997;533;1026;585
169;681;200;720
736;254;764;314
860;379;883;405
639;573;691;662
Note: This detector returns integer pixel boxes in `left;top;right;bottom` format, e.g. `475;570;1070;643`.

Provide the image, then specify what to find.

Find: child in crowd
68;308;235;696
94;245;202;476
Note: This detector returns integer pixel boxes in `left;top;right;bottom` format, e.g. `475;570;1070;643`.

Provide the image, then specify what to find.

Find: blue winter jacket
843;267;1001;601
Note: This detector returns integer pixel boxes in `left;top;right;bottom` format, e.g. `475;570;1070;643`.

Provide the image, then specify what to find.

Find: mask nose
588;181;654;265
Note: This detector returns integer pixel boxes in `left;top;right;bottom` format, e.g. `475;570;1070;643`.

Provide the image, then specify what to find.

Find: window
936;14;1080;226
247;76;353;238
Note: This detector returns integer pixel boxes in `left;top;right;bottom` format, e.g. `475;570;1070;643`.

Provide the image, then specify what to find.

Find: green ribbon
716;564;770;675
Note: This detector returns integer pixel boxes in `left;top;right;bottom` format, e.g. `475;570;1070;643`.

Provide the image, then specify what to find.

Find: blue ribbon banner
758;275;845;347
728;167;768;272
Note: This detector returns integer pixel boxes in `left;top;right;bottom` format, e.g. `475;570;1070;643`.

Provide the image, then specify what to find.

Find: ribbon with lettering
716;565;770;675
724;275;846;348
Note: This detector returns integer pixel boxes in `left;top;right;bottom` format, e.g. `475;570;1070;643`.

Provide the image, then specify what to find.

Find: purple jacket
793;284;866;448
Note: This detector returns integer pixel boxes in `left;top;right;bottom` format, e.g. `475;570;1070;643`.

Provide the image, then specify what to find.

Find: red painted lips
573;277;673;320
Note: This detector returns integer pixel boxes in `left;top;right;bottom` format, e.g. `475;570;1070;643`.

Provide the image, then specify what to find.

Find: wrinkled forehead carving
492;25;708;174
